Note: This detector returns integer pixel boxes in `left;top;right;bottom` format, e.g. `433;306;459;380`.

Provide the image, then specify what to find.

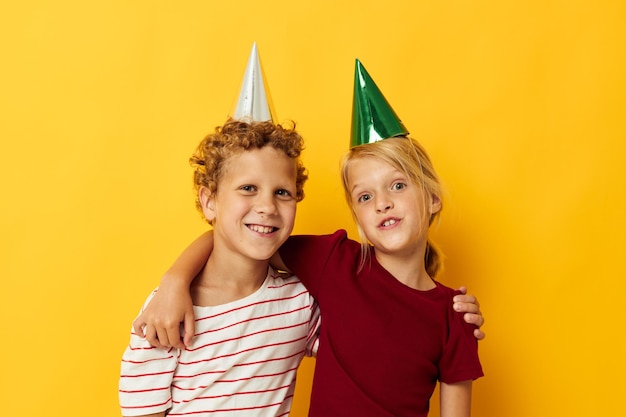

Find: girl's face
346;156;440;258
201;146;298;264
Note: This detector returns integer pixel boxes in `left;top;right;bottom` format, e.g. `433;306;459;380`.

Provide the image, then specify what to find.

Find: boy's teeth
249;225;274;234
382;219;396;227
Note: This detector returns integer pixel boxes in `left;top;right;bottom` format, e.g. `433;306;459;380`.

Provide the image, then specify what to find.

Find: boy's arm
132;232;214;349
453;287;485;340
440;380;473;417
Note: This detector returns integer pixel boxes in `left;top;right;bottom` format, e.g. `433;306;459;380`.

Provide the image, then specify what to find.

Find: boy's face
203;146;298;262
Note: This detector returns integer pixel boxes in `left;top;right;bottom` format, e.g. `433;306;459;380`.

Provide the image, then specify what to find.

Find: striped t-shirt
119;268;320;416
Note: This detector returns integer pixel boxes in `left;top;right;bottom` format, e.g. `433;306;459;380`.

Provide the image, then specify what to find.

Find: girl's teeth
382;219;396;227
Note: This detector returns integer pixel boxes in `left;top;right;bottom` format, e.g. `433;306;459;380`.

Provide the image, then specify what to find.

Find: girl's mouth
381;218;399;228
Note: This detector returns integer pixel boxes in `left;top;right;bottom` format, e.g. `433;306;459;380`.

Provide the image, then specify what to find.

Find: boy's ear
429;194;442;215
199;186;216;223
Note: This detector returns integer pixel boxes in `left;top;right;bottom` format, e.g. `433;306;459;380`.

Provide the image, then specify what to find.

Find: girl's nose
375;195;393;212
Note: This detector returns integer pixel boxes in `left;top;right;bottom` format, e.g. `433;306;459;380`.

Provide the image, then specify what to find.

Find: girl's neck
374;249;436;291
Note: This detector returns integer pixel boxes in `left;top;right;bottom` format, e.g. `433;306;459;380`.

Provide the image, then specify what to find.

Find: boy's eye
276;189;294;200
240;185;257;192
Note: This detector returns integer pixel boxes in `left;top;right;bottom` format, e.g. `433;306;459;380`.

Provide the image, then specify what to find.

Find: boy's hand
453;287;486;340
133;280;195;349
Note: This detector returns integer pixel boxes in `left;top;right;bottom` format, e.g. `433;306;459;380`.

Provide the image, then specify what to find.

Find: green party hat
231;42;276;122
350;59;408;147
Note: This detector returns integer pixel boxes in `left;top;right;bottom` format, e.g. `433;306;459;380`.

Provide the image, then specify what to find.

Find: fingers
154;322;185;350
144;324;164;349
454;287;486;340
463;312;486;340
474;328;486;340
133;315;166;349
453;293;479;308
453;301;479;315
132;316;146;337
182;312;196;348
139;321;184;349
464;312;485;328
155;326;173;348
168;331;186;350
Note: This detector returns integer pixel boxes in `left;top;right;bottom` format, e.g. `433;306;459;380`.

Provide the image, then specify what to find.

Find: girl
135;61;484;416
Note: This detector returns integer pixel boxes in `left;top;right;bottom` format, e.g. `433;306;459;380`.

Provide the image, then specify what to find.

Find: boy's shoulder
271;268;294;280
267;267;307;290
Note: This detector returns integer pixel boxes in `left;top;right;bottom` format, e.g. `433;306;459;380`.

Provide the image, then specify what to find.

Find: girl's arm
132;232;486;347
132;231;214;349
132;231;288;349
440;380;473;417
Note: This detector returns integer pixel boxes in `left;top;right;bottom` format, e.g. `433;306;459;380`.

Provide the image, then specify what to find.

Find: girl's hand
132;278;195;349
453;286;485;340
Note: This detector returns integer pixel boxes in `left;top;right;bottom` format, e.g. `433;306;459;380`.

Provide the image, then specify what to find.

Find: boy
119;119;320;417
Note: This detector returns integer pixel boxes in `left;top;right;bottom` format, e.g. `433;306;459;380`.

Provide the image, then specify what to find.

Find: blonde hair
340;136;444;277
190;118;308;224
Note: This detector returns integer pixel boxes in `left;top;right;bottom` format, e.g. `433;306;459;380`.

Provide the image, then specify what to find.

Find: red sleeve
438;289;484;383
278;230;349;298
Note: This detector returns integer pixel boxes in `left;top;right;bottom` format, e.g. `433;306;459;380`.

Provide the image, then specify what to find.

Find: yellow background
1;1;624;416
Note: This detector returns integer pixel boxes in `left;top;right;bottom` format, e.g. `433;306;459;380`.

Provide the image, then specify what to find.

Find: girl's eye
357;194;372;203
392;182;406;191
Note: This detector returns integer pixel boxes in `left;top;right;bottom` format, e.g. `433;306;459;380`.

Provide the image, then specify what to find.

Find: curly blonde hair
190;119;308;223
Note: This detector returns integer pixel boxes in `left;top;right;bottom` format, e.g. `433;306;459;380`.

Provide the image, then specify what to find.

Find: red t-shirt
280;230;483;417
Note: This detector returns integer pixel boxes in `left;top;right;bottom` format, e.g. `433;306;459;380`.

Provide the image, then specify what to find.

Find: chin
247;247;279;261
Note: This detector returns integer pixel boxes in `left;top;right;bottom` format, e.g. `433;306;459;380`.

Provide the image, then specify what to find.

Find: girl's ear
429;194;442;215
199;186;216;223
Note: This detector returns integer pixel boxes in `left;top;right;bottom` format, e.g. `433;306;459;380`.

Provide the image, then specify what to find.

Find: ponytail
425;240;443;278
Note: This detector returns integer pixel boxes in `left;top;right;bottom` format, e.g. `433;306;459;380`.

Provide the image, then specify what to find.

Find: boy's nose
255;193;278;215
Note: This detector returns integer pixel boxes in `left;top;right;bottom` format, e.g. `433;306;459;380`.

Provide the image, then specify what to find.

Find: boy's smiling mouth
247;224;279;234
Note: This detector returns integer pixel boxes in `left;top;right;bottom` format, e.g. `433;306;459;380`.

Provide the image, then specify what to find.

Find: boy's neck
191;252;270;307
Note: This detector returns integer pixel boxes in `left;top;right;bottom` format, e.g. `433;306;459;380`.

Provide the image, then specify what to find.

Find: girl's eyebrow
350;183;364;193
